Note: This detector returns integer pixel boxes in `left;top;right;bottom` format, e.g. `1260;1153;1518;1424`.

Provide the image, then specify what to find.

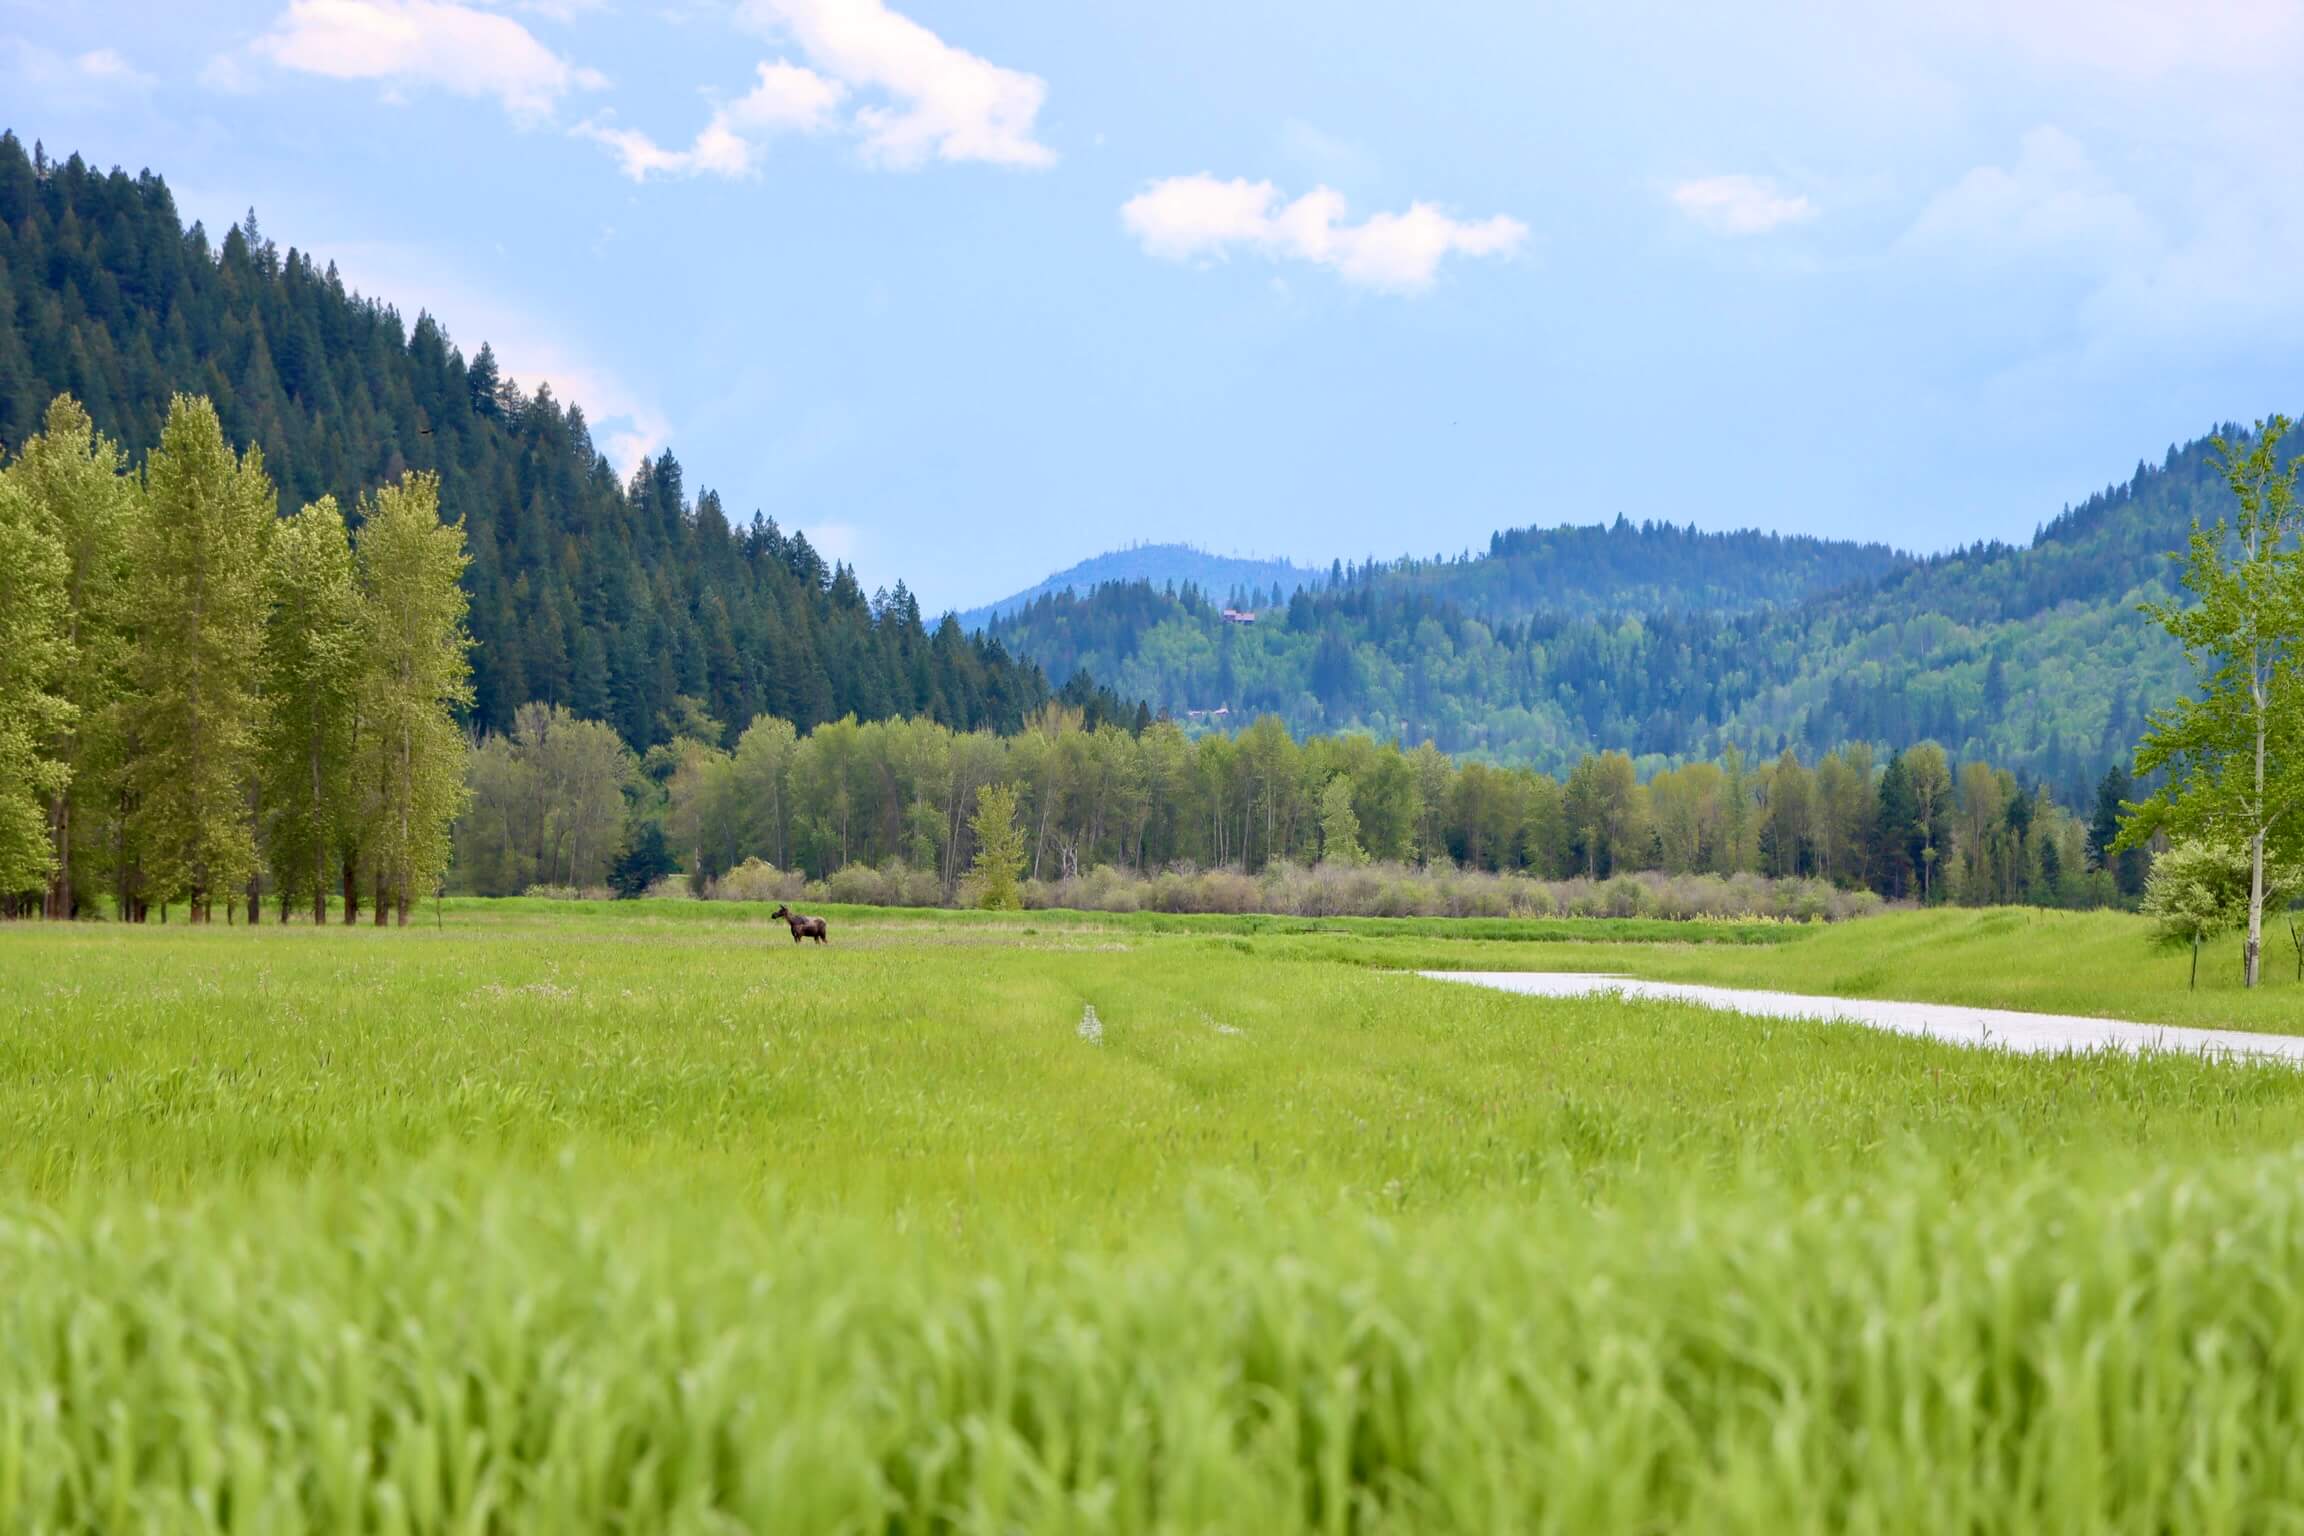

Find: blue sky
7;0;2303;612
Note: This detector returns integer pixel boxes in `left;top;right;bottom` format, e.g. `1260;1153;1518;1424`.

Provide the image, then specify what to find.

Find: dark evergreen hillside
990;434;2282;804
1386;517;1908;621
0;132;1097;749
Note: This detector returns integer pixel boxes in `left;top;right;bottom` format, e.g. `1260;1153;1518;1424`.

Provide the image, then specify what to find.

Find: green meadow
7;903;2304;1531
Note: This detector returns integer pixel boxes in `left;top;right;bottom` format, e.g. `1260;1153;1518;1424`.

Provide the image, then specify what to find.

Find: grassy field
7;902;2304;1530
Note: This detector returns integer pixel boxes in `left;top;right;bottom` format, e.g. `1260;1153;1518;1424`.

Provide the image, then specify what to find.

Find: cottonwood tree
0;473;71;903
261;496;362;923
5;397;134;918
127;396;275;921
2122;416;2304;987
967;782;1026;910
455;703;633;894
355;472;472;924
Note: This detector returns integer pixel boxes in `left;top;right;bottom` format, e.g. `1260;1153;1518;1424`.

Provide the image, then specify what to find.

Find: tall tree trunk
397;889;411;927
2249;692;2267;989
247;873;260;926
2248;827;2266;989
45;791;69;920
373;870;388;927
312;738;329;927
343;860;359;925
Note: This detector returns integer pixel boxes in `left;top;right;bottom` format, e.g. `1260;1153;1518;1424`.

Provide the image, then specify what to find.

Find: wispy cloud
1903;124;2304;356
219;0;605;125
5;38;158;102
1122;175;1526;295
580;59;847;179
1905;128;2150;268
1670;175;1816;236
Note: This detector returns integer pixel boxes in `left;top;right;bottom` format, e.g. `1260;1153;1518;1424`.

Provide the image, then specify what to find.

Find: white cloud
734;0;1054;169
1120;175;1526;295
579;58;847;179
232;0;605;125
1670;175;1815;236
5;39;158;100
1905;127;2152;267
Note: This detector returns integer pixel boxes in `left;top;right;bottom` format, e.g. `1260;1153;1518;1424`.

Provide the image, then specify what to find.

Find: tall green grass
6;909;2304;1530
11;1156;2304;1532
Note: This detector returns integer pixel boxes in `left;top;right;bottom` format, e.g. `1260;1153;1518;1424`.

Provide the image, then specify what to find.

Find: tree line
0;393;470;922
453;689;2149;912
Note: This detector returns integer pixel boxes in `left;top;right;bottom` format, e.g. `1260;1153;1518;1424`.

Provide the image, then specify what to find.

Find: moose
771;904;829;945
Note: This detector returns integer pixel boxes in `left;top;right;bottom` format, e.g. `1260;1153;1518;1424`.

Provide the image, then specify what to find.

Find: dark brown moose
772;904;829;944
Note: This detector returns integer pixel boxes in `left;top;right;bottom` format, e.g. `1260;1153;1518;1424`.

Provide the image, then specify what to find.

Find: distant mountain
956;543;1321;631
985;436;2278;804
1369;519;1908;622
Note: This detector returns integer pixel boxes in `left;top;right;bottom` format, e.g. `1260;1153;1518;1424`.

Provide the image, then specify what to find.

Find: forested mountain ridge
955;543;1322;631
969;520;1909;636
1357;518;1908;622
0;132;1098;751
988;432;2278;803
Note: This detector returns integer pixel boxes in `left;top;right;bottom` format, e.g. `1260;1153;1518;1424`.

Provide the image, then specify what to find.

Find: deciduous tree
261;497;362;923
967;782;1026;910
2122;416;2304;987
126;396;275;920
355;471;472;924
1318;775;1367;866
5;397;133;918
0;474;71;902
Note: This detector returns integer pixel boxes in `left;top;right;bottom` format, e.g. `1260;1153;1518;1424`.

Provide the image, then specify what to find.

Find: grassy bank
7;906;2304;1529
1476;905;2304;1033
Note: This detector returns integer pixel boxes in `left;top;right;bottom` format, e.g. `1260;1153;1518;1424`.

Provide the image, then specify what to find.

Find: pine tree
355;471;473;924
261;496;362;923
1872;752;1918;899
127;395;274;920
608;820;675;898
